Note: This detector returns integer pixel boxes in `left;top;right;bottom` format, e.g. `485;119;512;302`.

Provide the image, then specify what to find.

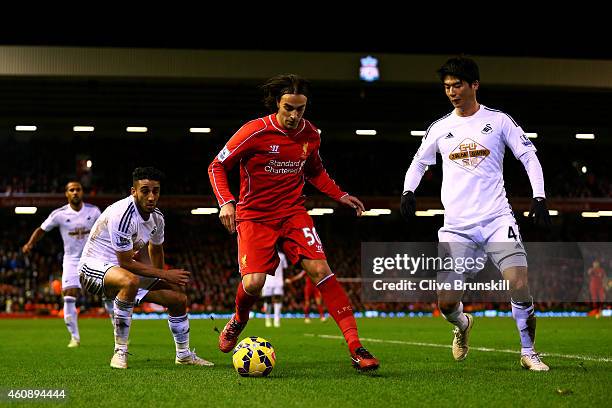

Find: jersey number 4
302;227;322;246
508;226;520;241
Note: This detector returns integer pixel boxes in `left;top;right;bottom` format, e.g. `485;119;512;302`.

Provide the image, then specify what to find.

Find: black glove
400;191;416;221
528;197;551;227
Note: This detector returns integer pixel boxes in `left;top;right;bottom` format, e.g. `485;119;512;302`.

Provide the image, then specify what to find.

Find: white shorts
62;258;81;290
261;285;284;297
78;258;160;305
438;214;528;277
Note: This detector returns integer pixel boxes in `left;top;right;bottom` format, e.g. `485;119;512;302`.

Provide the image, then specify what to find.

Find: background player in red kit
588;259;606;314
208;74;379;371
285;270;326;323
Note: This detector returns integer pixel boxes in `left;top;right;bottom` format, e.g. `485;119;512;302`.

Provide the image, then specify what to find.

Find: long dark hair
260;74;311;112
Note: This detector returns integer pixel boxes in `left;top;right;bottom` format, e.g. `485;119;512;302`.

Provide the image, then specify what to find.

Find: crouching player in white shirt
401;57;551;371
78;167;213;369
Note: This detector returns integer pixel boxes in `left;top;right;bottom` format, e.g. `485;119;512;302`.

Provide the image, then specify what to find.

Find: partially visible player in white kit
22;181;101;348
262;251;288;328
78;167;213;369
401;57;552;371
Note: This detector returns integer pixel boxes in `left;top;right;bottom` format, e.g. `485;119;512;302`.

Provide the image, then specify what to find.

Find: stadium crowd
1;138;611;198
1;213;610;315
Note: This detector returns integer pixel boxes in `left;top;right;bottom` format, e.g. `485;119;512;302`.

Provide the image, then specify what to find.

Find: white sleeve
109;212;133;252
282;254;288;269
518;150;546;198
40;212;58;232
501;114;537;159
150;216;165;245
403;131;438;193
94;207;102;222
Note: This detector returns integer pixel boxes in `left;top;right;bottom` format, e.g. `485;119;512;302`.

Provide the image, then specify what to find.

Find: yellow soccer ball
232;336;276;377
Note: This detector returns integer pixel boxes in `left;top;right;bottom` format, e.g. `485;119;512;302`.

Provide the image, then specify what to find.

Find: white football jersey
40;203;101;262
263;252;288;289
81;196;165;265
414;105;536;227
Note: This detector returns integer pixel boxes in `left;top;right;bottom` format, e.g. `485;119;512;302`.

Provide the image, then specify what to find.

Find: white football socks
512;299;536;355
273;302;282;325
443;302;469;331
113;297;134;352
63;296;80;341
168;314;190;358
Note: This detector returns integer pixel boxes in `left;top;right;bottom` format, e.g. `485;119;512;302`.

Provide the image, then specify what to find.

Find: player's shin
168;314;190;358
273;302;282;325
317;274;362;354
511;296;536;355
235;281;258;323
113;298;134;351
63;296;80;341
264;301;271;320
441;301;469;331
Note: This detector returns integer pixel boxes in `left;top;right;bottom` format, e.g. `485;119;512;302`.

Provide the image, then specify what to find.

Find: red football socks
235;281;258;323
317;275;362;353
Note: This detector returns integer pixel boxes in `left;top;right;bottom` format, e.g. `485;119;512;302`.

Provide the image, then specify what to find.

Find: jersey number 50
302;227;322;246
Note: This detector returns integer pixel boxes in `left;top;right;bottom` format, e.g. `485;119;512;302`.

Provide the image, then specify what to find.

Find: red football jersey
590;267;605;284
208;114;347;221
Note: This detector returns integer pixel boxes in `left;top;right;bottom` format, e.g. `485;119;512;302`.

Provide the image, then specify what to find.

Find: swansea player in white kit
78;167;213;369
401;57;551;371
23;182;101;348
262;251;288;327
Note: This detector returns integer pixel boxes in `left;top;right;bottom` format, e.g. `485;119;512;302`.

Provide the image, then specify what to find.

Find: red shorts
304;278;321;301
236;212;326;276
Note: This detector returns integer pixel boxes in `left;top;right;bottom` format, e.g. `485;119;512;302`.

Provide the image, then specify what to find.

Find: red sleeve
208;119;266;207
304;147;347;201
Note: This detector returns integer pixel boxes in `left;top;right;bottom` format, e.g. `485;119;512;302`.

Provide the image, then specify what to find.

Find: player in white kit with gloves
401;57;551;371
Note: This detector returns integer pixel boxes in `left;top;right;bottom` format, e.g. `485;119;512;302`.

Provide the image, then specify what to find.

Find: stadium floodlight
523;210;558;217
362;209;392;216
15;125;37;131
15;207;37;214
355;129;377;136
415;211;435;217
73;126;95;132
189;128;211;133
575;133;595;140
410;130;426;137
415;209;444;217
525;133;538;139
307;208;334;216
191;208;219;215
126;126;148;133
581;212;600;218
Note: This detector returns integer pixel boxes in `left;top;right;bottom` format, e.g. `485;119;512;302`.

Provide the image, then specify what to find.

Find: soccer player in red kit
588;260;606;313
208;74;379;371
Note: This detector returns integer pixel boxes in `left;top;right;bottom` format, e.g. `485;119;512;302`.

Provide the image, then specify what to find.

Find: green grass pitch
1;316;610;407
